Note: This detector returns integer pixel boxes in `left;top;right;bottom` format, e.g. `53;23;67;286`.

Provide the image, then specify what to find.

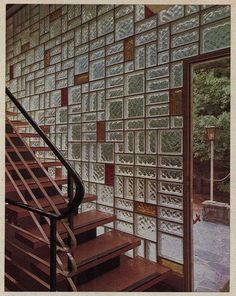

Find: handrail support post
50;218;57;291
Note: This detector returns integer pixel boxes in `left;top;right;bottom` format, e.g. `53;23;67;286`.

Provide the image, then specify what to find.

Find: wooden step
6;111;17;116
15;210;116;249
32;230;140;281
6;146;51;152
78;255;172;292
10;120;29;127
8;132;41;138
6;161;62;171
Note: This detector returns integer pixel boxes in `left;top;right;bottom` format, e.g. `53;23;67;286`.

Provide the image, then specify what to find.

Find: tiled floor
193;216;230;291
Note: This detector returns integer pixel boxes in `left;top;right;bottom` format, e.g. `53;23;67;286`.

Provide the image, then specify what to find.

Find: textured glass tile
135;179;145;202
159;194;183;210
171;15;199;34
116;165;133;177
146;130;157;154
82;112;96;122
136;155;156;167
135;46;145;70
135;214;157;241
106;53;123;66
107;42;123;56
56;107;67;124
97;184;114;206
98;11;114;37
90;48;105;61
106;99;123;120
50;18;61;38
90;163;105;183
146;180;157;204
107;121;123;131
82;5;96;23
125;71;145;95
115;197;133;211
107;76;124;88
116;154;134;165
116;209;133;223
135;29;157;46
159;5;184;25
171;30;199;48
124;177;134;200
159;220;183;237
170;62;183;88
159;207;183;223
124;132;134;153
98;143;114;163
90;80;105;91
68;143;81;160
107;132;123;142
147;65;169;80
115;5;134;18
136;167;156;179
45;74;55;91
135;131;145;153
185;5;199;15
106;64;123;77
90;59;105;81
89;20;97;40
159;168;183;183
159;232;183;264
201;20;230;53
146;241;157;262
98;5;113;16
159;130;182;155
90;37;105;51
158;51;169;65
75;54;88;75
146;104;169;117
135;5;145;22
201;5;230;25
147;91;169;105
135;16;157;34
171;116;183;128
115;220;133;234
115;15;134;41
159;155;183;169
106;33;114;45
146;43;157;68
125;96;144;118
115;176;123;197
159;181;183;196
172;43;198;61
125;119;144;130
146;78;169;93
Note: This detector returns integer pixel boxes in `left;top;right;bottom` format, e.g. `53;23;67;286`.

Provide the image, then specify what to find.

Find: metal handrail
5;87;85;291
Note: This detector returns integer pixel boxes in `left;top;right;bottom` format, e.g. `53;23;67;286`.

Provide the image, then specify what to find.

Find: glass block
146;130;157;154
135;214;157;241
135;131;145;153
75;54;88;75
201;5;230;25
135;179;145;202
97;184;114;206
185;5;199;15
170;62;183;88
50;18;61;38
68;143;81;160
107;132;123;142
107;76;124;88
146;180;157;204
82;112;96;122
159;232;183;264
159;5;184;25
136;167;156;179
147;65;169;80
159;207;183;223
171;43;198;61
124;96;144;118
146;43;157;68
201;20;230;53
135;29;157;46
116;165;133;177
158;26;169;52
115;15;134;41
146;78;169;93
106;64;123;77
98;143;114;163
171;30;199;48
124;132;134;153
159;130;183;155
90;37;105;51
135;5;145;22
116;209;133;223
90;58;105;81
115;220;133;234
98;5;113;16
159;181;183;196
135;16;157;34
159;168;183;183
107;42;123;56
89;20;97;40
135;46;145;70
115;143;124;153
159;155;183;169
171;15;199;34
116;154;134;165
90;163;105;183
115;198;133;211
106;53;123;66
124;177;134;200
82;133;96;142
106;99;123;120
158;51;169;65
125;71;145;95
136;155;156;167
147;91;169;105
98;11;114;37
171;116;183;128
146;241;157;262
115;176;123;197
125;119;144;130
82;5;96;23
82;122;96;132
56;107;67;124
159;220;183;237
159;194;183;210
147;105;169;117
107;120;123;131
90;48;105;61
90;80;105;91
45;74;55;91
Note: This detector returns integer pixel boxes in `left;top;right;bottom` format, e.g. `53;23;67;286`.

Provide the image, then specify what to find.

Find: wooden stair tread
8;133;40;138
6;146;51;152
78;255;171;292
6;111;17;116
6;161;62;170
10;120;29;127
15;210;116;249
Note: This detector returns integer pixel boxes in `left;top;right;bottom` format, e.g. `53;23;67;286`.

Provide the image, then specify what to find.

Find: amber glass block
44;50;50;67
74;73;89;85
158;258;184;276
21;42;30;53
134;201;157;217
97;121;106;142
170;89;183;115
124;37;134;62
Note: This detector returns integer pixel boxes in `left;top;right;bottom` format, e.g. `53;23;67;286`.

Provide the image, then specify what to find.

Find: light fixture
205;125;217;141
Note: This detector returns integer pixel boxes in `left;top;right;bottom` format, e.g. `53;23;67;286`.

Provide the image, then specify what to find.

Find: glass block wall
6;4;230;278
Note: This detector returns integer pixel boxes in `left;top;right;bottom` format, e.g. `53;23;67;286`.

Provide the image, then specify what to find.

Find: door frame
182;47;230;291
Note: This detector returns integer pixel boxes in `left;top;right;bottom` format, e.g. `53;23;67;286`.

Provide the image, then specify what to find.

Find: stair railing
5;87;85;291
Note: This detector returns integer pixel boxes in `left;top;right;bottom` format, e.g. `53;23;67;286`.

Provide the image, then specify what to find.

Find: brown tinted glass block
21;42;30;53
44;50;50;67
74;73;89;85
170;89;183;115
134;201;157;217
97;121;106;142
9;65;14;80
158;258;184;276
40;125;50;133
124;37;134;62
50;8;62;22
105;164;115;186
145;6;155;19
61;87;68;106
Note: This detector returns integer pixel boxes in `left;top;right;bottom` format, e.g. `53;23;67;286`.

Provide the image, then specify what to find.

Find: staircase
5;88;171;291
